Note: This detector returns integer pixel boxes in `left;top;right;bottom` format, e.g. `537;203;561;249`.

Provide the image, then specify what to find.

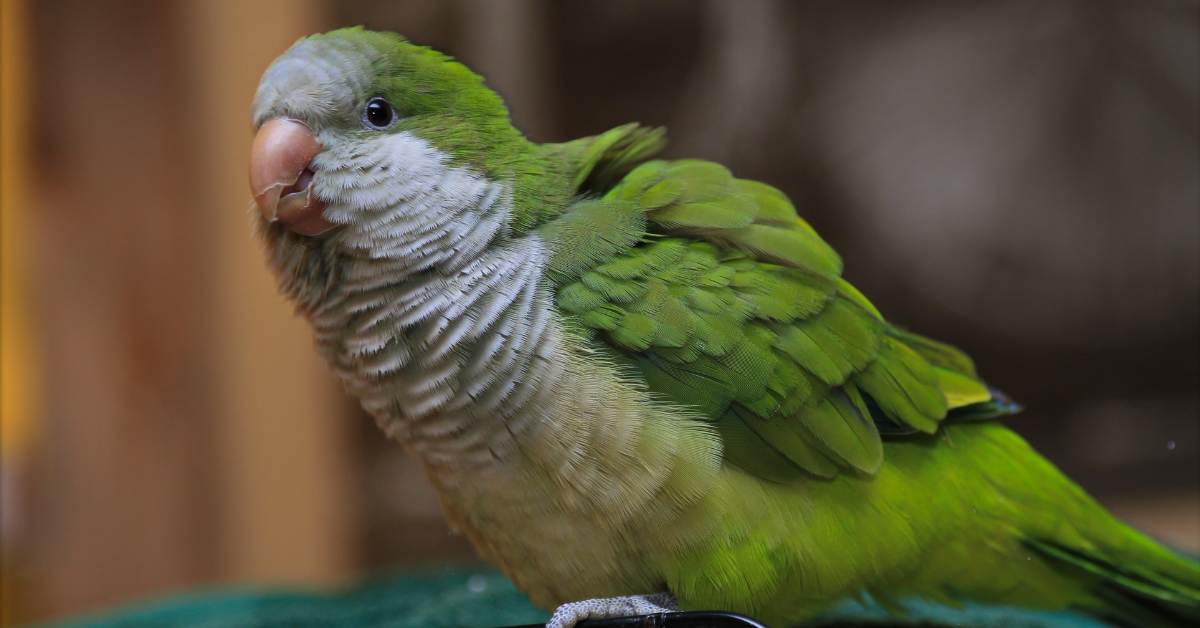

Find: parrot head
249;28;521;240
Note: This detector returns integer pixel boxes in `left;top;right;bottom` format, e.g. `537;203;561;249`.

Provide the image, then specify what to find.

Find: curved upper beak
248;117;335;236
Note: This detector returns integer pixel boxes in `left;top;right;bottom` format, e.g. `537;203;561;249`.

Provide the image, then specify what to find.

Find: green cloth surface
38;566;1112;628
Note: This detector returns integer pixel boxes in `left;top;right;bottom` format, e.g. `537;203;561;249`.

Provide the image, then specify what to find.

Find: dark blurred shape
814;1;1198;347
1065;397;1198;493
361;432;477;567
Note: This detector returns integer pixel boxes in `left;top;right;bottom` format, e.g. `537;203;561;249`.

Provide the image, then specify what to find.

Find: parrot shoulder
539;154;1017;483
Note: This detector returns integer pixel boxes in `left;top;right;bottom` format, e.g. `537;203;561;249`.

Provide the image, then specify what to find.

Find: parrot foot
546;593;678;628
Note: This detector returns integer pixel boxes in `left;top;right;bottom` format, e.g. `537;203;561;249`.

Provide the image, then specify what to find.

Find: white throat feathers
261;131;564;465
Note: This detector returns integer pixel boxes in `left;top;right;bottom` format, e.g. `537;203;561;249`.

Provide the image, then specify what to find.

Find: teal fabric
812;599;1110;628
38;566;1112;628
39;567;547;628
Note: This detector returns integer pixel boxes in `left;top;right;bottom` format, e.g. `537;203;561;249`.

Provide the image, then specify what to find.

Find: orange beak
248;117;335;236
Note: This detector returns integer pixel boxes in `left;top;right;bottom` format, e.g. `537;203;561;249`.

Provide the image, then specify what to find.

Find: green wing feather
545;156;1016;481
562;123;668;195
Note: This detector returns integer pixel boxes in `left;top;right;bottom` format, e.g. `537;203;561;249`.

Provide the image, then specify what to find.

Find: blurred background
1;0;1196;625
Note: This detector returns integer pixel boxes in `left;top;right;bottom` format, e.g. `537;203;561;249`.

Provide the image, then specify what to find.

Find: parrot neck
327;234;562;460
262;130;571;464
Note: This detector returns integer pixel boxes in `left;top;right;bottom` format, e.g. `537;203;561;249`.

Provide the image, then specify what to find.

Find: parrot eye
362;98;396;130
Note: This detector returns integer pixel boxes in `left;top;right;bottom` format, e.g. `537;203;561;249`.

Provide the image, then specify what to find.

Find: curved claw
547;594;679;628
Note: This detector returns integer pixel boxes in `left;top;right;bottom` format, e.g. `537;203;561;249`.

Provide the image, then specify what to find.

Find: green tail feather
1026;538;1200;627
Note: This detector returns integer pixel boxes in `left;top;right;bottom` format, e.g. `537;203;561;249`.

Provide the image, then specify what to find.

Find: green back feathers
567;124;669;194
521;123;669;233
607;159;843;279
544;151;1015;482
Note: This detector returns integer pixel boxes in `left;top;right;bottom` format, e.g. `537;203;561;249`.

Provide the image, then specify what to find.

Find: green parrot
247;28;1200;628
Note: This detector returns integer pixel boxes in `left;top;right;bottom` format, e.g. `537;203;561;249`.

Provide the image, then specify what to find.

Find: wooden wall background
5;0;360;623
1;0;1196;625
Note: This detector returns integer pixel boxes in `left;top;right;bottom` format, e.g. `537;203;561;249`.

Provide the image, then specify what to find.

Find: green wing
541;157;1017;483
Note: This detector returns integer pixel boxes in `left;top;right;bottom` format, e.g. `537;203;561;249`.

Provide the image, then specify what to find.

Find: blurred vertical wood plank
178;0;359;584
1;0;39;624
1;0;38;463
27;0;355;620
27;0;219;618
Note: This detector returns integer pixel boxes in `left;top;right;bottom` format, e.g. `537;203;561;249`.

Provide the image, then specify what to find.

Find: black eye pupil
365;99;393;127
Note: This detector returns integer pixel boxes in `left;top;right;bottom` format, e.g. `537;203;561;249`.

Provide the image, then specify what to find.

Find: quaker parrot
247;28;1200;628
